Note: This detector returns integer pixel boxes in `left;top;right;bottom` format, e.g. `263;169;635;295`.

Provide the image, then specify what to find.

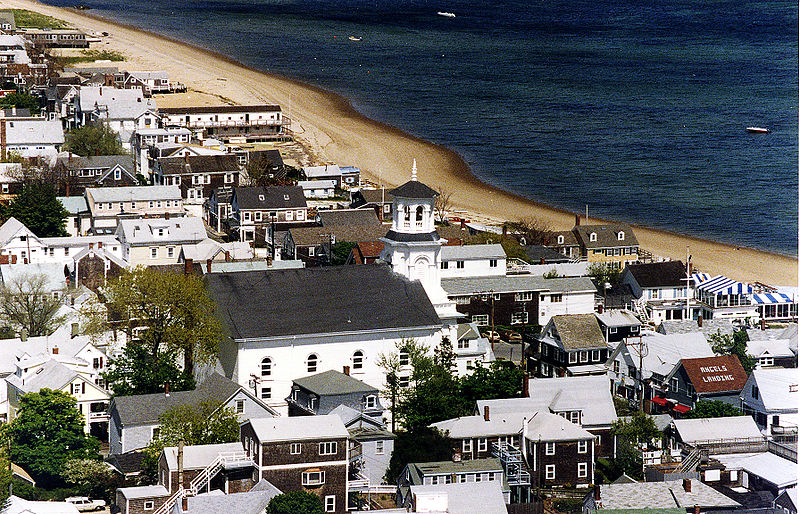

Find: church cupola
385;160;439;239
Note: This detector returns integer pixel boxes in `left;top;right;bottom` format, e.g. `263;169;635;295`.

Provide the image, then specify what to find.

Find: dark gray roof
57;155;133;171
234;186;306;210
111;373;241;426
293;370;378;396
160;105;281;114
523;245;571;264
356;189;394;205
205;264;442;340
247;149;284;168
624;261;687;288
390;180;438;199
289;224;386;246
574;224;639;249
384;230;441;243
159;155;239;175
318;209;380;227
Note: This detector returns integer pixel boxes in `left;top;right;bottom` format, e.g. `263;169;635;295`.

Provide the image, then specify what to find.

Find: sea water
43;0;798;255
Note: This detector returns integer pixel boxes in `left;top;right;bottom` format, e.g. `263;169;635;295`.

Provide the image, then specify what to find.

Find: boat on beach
746;127;770;134
437;11;456;18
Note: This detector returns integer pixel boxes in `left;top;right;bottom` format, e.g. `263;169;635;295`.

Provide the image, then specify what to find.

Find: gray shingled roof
57;155;133;172
111;373;242;426
187;481;281;514
598;479;740;509
574;224;639;249
318;209;380;227
390;180;438;199
234;186;306;210
205;264;442;340
293;370;378;396
624;261;687;288
549;313;607;350
289;224;386;246
441;244;505;260
442;275;595;296
87;185;181;203
159;155;240;175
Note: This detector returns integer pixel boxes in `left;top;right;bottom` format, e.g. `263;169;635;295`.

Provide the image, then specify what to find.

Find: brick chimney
343;365;350;376
483;405;490;422
697;315;703;328
184;258;193;276
164;382;170;396
575;214;581;226
52;346;59;355
523;373;529;397
693;506;699;514
598;304;604;314
206;259;212;273
593;484;601;501
683;478;692;492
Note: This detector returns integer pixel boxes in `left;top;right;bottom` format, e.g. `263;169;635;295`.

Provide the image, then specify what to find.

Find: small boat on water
437;11;456;18
746;127;770;134
348;36;362;41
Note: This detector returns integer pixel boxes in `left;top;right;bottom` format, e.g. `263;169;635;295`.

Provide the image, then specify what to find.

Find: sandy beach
4;0;797;285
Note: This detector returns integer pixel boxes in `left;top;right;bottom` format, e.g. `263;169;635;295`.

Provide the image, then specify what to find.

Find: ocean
43;0;798;255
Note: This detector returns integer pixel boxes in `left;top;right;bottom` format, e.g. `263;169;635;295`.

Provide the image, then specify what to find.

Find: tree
267;491;324;514
1;182;68;237
102;341;195;396
686;400;743;419
460;361;524;405
142;401;239;481
708;330;754;373
329;241;357;265
63;123;126;157
609;411;662;481
504;217;553;246
62;458;121;503
5;389;100;488
587;262;621;287
86;267;222;375
434;187;452;223
385;427;452;485
0;92;41;115
0;273;67;337
466;233;530;262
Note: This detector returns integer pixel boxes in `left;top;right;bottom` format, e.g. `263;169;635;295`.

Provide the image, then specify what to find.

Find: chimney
178;439;184;490
343;365;350;376
99;86;102;96
523;373;529;397
697;315;703;328
206;259;212;273
184;258;193;276
98;241;102;248
89;243;94;249
540;257;545;265
760;318;765;331
460;218;466;230
593;484;601;501
181;495;188;512
683;478;692;493
164;382;170;396
598;304;604;314
52;346;59;355
165;212;170;220
502;224;507;236
693;507;699;514
483;405;490;422
575;214;581;226
224;250;231;262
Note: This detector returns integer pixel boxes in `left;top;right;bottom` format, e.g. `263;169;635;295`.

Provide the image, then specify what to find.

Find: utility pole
626;336;648;411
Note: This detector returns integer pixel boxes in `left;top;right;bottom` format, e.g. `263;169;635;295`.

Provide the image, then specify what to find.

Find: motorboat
348;36;362;41
746;127;770;134
437;11;456;18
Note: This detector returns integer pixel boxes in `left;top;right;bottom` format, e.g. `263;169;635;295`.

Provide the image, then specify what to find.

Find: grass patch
60;49;125;65
12;9;70;29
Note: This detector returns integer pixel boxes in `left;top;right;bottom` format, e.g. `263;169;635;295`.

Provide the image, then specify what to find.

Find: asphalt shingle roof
550;313;607;350
625;261;687;288
317;209;380;227
597;480;740;509
574;224;639;249
389;180;438;199
159;155;240;175
442;276;595;296
679;355;748;394
205;264;442;340
293;370;378;396
234;186;306;210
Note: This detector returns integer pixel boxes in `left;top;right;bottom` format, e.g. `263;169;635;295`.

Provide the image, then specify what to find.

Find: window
364;395;377;409
545;465;555;480
261;387;271;399
515;292;533;302
440;261;449;269
261;357;272;376
297;210;306;220
511;311;528;324
578;441;588;454
456;260;464;269
319;442;337;455
591;350;600;361
143;500;154;510
72;382;81;395
149;201;154;208
353;350;364;370
286;210;294;221
613;360;620;374
325;496;335;513
152;427;160;440
376;440;384;455
302;470;325;486
235;399;245;414
671;377;679;392
472;314;489;326
307;354;318;373
568;352;577;364
751;384;759;399
570;411;580;424
589;232;597;242
399;350;409;367
489;259;497;268
551;294;563;302
114;169;121;180
255;211;262;222
290;443;301;454
478;438;488;452
578;462;588;478
167;247;174;258
617;231;625;241
150;247;158;259
93;357;103;369
458;339;469;349
557;235;564;244
398;375;409;388
580;351;588;363
462;439;473;454
545;442;555;455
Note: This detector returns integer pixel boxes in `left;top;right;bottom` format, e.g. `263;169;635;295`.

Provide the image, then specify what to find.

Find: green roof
293;370;377;396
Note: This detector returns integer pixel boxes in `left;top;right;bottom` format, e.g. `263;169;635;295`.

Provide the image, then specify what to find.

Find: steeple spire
411;159;417;181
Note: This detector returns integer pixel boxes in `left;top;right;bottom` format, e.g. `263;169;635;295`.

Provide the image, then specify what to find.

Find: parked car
507;331;522;343
66;497;106;512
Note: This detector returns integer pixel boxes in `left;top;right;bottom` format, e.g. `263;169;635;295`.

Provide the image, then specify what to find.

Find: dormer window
617;231;625;241
557;235;564;245
589;232;597;242
259;194;265;201
283;194;290;201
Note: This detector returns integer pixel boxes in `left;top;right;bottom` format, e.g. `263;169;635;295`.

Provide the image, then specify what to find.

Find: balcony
178;118;288;129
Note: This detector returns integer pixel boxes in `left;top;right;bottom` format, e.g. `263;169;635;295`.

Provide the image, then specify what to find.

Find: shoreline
6;0;798;285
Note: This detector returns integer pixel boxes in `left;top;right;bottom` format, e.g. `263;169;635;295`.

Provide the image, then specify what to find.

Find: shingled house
230;185;308;242
155;154;241;212
532;313;610;377
621;260;698;323
546;222;639;268
663;355;748;414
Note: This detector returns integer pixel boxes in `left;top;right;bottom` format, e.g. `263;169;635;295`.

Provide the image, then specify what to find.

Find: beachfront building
546;221;639;268
85;185;184;234
692;273;759;322
303;164;360;190
113;71;184;96
18;28;89;48
350;188;394;222
159;105;288;143
621;260;704;323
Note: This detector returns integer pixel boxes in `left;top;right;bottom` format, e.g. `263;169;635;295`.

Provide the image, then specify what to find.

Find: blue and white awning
751;292;796;305
691;272;711;286
695;274;752;295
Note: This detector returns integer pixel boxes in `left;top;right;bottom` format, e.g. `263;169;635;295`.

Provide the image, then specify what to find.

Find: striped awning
752;292;796;304
695;274;752;295
691;272;711;286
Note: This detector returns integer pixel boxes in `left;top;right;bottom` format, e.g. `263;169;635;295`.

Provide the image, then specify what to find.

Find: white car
66;497;106;512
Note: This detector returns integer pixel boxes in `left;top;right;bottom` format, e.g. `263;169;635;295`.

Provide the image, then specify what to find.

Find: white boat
746;127;770;134
437;11;456;18
348;36;362;41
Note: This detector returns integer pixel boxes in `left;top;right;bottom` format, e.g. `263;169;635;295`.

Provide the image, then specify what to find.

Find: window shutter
81;382;85;394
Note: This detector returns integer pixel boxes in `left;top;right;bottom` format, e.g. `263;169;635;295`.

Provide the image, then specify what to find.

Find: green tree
102;342;195;396
142;401;239;481
86;267;222;375
5;389;100;488
460;361;524;404
686;400;742;419
611;411;661;446
267;491;324;514
330;241;357;265
466;233;530;262
1;182;68;237
0;92;41;115
587;262;621;286
63;123;126;157
708;330;754;373
62;458;121;503
385;427;452;485
0;273;68;337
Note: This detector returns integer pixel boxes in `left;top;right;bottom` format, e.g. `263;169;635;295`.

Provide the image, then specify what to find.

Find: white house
85;185;183;234
740;368;798;436
0;35;30;65
158;105;286;143
73;86;158;149
692;273;758;322
298;179;336;199
116;216;206;266
0;117;64;163
439;244;506;278
621;260;701;324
